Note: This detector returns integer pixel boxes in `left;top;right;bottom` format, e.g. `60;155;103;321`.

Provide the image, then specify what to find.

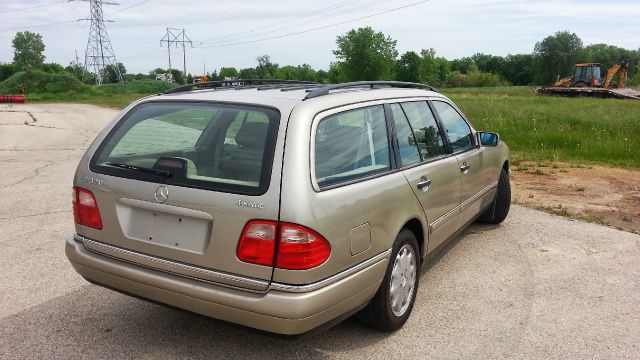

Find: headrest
235;122;268;148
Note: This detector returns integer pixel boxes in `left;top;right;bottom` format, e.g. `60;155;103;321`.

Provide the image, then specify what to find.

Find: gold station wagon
67;80;511;335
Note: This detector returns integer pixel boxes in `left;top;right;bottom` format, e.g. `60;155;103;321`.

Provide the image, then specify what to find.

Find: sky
0;0;638;75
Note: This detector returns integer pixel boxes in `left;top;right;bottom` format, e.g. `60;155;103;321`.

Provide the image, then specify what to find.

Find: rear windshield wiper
105;162;173;178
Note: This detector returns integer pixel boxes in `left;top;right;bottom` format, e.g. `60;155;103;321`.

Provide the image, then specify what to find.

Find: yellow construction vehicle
193;75;209;84
538;61;639;100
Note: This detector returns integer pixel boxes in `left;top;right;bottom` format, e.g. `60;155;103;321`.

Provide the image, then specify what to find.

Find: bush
98;79;176;95
0;70;95;95
444;70;509;88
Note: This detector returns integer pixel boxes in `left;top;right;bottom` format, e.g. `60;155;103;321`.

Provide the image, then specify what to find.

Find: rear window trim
89;100;281;196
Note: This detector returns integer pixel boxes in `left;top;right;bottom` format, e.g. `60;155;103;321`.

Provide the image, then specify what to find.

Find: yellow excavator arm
603;61;629;89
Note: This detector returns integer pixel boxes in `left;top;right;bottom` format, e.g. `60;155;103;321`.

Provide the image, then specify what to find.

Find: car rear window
90;102;280;195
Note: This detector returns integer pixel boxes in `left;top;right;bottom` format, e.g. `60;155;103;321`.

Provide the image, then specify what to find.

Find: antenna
81;0;122;85
161;28;193;84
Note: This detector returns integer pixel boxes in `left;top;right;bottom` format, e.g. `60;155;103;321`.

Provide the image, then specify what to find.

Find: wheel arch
401;218;426;260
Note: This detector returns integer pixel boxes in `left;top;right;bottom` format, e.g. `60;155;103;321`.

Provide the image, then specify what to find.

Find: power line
0;0;70;14
197;0;364;44
199;0;396;47
195;0;432;49
109;0;152;14
0;19;82;32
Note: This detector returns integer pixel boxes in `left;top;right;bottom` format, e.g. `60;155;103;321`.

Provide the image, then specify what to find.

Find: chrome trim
269;250;392;293
429;205;461;234
74;235;269;292
460;180;498;211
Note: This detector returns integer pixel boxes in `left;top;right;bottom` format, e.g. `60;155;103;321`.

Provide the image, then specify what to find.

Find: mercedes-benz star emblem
154;185;169;203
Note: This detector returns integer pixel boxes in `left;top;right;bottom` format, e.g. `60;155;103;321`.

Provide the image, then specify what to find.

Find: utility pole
80;0;122;85
161;28;192;84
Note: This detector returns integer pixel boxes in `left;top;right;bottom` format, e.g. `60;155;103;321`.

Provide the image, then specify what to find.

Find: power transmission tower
161;28;192;83
81;0;122;85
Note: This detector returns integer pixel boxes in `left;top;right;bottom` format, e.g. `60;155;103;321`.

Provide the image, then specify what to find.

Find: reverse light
237;221;331;270
237;221;278;266
72;186;102;230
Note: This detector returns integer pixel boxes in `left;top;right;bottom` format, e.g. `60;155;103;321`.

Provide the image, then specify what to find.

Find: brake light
237;221;331;270
237;221;277;266
72;186;102;230
276;224;331;270
594;79;600;86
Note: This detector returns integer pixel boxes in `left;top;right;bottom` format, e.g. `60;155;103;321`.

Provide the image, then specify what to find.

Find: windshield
91;102;280;195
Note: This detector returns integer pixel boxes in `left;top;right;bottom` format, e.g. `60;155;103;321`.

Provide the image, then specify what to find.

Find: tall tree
333;27;398;81
533;31;584;84
255;55;278;79
103;63;126;84
12;31;46;70
395;51;421;83
218;67;239;79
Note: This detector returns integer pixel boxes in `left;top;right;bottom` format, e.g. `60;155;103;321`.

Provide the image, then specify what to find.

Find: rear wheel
574;81;588;88
479;168;511;224
357;229;420;331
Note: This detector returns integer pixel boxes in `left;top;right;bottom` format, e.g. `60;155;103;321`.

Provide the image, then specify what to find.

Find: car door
389;101;462;253
431;100;494;226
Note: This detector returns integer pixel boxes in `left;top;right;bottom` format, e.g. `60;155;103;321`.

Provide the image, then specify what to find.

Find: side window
315;105;390;188
389;104;421;167
400;101;447;160
432;101;475;153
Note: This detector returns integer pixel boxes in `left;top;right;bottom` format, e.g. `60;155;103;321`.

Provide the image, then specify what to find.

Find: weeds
569;184;586;192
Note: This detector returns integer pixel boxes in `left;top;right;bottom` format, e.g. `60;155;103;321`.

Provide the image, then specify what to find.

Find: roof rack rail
303;81;438;100
164;79;318;95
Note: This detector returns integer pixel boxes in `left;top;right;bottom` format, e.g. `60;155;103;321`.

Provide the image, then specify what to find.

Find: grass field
22;84;640;168
24;80;176;109
442;87;640;168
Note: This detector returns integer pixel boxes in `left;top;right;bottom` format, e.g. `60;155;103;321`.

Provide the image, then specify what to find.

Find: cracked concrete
0;103;117;320
1;103;639;360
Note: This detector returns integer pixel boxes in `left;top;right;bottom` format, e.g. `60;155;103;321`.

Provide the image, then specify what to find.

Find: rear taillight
72;186;102;230
275;224;331;270
237;221;331;270
237;221;277;266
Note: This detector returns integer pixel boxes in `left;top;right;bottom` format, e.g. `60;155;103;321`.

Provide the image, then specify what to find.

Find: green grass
27;92;153;108
442;87;640;168
15;81;640;168
25;80;177;109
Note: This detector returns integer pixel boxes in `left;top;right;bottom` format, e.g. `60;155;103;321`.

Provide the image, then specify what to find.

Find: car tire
479;168;511;224
357;229;420;332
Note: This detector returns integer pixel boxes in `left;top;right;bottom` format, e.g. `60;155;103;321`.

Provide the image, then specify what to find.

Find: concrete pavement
1;103;639;359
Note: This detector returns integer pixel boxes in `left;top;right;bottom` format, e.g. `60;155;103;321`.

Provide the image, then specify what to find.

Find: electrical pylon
82;0;122;85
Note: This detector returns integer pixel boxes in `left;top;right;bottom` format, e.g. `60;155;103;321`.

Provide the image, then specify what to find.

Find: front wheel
479;168;511;224
357;229;420;331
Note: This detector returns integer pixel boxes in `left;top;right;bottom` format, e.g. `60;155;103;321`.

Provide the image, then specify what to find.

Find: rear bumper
65;237;388;335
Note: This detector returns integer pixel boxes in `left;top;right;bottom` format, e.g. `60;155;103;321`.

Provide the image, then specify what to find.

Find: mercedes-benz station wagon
66;80;511;335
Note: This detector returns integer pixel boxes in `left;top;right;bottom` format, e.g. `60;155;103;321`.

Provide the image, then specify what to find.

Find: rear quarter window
91;102;280;195
314;105;391;188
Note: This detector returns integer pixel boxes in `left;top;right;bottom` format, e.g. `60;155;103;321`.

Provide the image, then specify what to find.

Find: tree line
1;28;639;87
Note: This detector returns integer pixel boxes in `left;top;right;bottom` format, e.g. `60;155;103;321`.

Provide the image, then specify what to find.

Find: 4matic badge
235;200;265;210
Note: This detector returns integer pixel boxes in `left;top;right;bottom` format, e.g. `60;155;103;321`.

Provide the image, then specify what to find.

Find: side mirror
479;132;500;147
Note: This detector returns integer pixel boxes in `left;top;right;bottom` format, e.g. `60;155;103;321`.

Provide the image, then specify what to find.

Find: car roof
150;86;447;113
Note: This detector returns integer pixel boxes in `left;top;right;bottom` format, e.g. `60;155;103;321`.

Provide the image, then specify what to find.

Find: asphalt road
1;103;639;359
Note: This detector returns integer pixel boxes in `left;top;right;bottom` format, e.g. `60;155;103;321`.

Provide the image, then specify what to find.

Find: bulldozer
537;61;640;100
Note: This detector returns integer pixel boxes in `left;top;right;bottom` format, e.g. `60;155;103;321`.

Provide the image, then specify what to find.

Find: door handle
460;163;471;173
416;179;432;192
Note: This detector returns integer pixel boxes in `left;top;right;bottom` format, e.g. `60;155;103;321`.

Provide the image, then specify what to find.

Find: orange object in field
0;95;26;104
